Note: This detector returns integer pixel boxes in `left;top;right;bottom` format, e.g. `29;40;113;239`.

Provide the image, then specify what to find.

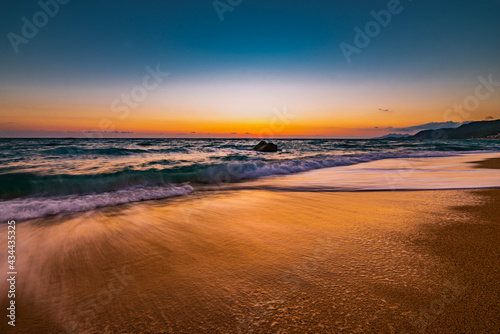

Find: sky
1;0;499;138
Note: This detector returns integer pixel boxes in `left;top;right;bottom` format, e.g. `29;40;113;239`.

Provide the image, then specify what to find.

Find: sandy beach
2;0;500;331
1;156;499;333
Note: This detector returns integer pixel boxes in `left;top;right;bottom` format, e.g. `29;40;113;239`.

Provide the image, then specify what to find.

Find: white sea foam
226;153;500;192
1;151;499;221
202;151;464;182
0;184;194;221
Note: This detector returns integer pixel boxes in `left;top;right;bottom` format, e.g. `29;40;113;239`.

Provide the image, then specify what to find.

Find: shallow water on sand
1;187;494;333
230;153;500;192
2;150;500;222
2;138;499;221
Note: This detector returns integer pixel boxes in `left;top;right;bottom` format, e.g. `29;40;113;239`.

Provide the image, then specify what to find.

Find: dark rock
253;141;278;152
253;140;268;150
137;142;153;146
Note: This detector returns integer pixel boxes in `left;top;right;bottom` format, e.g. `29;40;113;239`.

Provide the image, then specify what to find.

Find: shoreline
470;156;500;169
1;190;499;332
0;155;498;333
3;152;500;222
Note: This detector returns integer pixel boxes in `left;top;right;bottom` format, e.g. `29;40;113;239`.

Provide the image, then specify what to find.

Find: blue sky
1;0;499;137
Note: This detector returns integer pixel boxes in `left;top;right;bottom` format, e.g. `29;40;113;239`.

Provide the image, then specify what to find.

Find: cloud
244;132;251;134
385;121;471;132
378;108;391;112
230;132;237;134
191;131;196;134
83;130;133;134
485;116;494;120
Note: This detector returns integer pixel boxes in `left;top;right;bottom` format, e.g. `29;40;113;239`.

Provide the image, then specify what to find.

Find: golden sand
470;157;500;169
1;155;499;333
1;187;498;333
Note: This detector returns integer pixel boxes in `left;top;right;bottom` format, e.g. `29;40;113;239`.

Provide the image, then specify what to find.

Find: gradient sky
1;0;499;138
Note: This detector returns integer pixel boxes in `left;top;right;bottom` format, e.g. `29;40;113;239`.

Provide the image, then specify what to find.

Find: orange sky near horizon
1;76;499;138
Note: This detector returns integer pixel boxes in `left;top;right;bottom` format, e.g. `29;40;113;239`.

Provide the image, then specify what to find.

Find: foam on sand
233;152;500;192
2;185;499;332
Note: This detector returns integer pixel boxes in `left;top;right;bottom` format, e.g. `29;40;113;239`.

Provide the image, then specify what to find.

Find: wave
0;150;489;220
0;151;457;200
0;185;194;221
39;146;190;156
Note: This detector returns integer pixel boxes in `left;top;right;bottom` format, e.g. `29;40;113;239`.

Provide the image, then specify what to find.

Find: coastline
3;151;500;222
0;155;499;333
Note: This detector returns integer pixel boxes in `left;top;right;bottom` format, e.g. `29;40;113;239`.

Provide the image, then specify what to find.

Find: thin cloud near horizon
382;121;473;133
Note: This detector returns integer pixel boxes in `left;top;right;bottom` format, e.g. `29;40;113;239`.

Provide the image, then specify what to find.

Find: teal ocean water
1;138;499;220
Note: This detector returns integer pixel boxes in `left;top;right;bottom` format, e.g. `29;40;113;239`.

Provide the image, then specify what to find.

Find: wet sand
470;156;500;169
1;159;499;333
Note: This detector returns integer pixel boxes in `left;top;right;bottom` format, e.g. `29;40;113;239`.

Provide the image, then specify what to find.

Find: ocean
1;138;499;220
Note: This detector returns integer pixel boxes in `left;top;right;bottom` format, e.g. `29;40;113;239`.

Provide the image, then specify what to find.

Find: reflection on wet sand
1;185;499;333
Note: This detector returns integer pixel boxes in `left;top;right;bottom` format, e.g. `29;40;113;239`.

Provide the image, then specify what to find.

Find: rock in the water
253;141;278;152
253;140;268;150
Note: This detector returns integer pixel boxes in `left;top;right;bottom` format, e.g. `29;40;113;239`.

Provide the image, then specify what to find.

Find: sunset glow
1;1;499;138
